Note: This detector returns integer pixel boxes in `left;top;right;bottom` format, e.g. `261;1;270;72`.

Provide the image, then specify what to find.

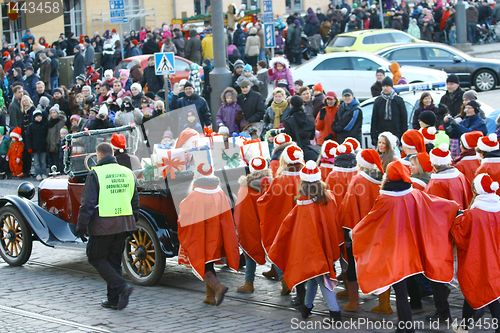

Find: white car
359;89;496;149
292;52;449;100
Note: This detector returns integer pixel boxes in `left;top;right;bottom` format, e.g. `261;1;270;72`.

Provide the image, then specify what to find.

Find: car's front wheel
474;69;497;91
0;206;33;266
123;218;166;286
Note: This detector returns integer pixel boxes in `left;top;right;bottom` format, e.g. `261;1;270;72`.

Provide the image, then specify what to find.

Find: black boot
291;282;306;307
329;310;341;321
299;304;313;319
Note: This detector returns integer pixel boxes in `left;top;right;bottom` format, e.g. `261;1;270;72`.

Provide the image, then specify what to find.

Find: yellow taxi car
325;29;426;53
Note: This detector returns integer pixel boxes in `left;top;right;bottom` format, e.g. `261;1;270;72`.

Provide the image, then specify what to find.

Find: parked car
114;55;203;83
359;89;496;148
292;52;448;100
375;43;500;91
325;29;425;53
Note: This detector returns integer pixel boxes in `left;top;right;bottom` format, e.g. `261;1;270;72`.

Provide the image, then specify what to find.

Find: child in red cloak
454;131;482;187
451;173;500;333
409;152;434;191
318;140;337;181
268;133;293;177
338;149;388;313
353;160;460;333
257;144;304;295
6;127;24;178
268;160;344;322
425;143;472;321
234;157;273;293
177;163;240;306
475;134;500;196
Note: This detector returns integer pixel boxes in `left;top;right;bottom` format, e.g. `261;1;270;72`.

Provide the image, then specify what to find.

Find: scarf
380;90;396;121
453;148;477;164
470;193;500;212
272;100;288;129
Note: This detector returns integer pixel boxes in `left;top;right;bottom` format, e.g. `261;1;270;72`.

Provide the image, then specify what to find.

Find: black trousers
430;281;451;317
22;150;31;176
462;299;500;333
205;262;215;275
393;278;415;333
406;276;422;308
346;243;357;282
87;232;128;304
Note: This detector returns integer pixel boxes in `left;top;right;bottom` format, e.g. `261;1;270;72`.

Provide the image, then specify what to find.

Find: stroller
476;23;500;44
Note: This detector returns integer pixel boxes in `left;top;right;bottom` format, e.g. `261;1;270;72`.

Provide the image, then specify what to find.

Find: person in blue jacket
445;100;488;139
332;88;363;144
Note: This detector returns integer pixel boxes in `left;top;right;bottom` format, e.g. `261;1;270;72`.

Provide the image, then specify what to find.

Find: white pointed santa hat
430;143;452;166
274;133;292;147
249;156;267;173
300;160;322;182
356;148;384;173
195;163;213;177
378;131;397;149
473;173;499;195
343;137;361;153
321;140;338;159
477;133;499;152
283;145;304;164
335;142;354;156
420;126;436;144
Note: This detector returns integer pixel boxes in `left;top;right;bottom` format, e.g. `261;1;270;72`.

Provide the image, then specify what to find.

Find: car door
311;57;354;94
422;46;471;84
384;47;426;67
349;56;383;99
172;57;192;83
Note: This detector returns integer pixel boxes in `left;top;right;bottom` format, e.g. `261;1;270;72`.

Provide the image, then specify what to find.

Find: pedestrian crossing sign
154;52;175;75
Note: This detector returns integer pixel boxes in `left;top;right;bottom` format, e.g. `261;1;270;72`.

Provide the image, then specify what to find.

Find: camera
99;113;105;119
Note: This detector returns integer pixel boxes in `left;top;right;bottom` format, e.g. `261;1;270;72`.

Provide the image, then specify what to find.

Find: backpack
237;32;247;46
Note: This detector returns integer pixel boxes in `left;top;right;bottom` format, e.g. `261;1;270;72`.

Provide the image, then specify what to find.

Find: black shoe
116;285;134;310
419;290;433;297
101;300;117;309
426;311;451;322
299;304;313;319
410;301;422;310
329;310;341;321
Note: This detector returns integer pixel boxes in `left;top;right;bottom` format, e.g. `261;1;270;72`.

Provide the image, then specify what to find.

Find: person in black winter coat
439;74;465;118
113;40;123;68
290;20;303;65
26;109;49;178
140;56;164;94
370;76;408;145
142;33;160;55
282;96;317;161
332;88;363;144
170;81;211;128
236;80;265;127
47;49;59;93
101;43;114;71
66;33;78;56
88;104;115;130
172;29;186;57
73;44;85;84
50;88;71;127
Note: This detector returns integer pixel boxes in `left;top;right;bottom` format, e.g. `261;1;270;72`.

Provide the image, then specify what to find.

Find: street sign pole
262;0;275;52
164;75;169;113
119;23;124;61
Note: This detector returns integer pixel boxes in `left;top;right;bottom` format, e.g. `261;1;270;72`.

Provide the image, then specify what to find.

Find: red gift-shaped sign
156;150;185;179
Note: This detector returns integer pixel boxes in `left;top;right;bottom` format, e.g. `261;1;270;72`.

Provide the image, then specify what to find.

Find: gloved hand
173;83;180;96
319;108;327;120
235;110;244;121
267;68;274;76
16;158;20;163
240;121;250;130
76;229;88;242
116;98;122;108
324;133;334;141
28;149;33;154
332;126;342;133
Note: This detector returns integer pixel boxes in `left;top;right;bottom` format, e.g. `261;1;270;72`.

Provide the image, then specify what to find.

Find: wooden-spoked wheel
123;218;165;286
0;206;33;266
84;153;98;172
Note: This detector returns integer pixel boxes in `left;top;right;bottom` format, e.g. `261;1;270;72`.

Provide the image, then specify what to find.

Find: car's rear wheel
474;69;497;91
0;206;33;266
123;218;165;286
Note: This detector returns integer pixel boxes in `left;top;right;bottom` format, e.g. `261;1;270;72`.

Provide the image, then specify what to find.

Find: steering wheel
84;153;98;172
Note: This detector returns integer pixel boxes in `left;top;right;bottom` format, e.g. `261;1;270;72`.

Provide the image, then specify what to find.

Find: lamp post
454;0;473;51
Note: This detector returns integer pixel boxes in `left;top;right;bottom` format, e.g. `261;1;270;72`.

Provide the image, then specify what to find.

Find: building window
124;0;142;33
64;0;84;37
1;3;25;44
286;0;302;11
241;0;258;10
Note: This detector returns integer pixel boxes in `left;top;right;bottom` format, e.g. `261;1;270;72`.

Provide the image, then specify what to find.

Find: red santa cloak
425;168;473;209
325;166;357;208
257;169;302;252
352;188;460;294
319;159;335;181
476;158;500;196
177;184;240;280
268;192;343;290
455;156;480;187
410;177;427;191
338;171;382;231
451;195;500;309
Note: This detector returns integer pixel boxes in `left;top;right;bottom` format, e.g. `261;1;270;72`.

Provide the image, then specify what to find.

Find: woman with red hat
338;149;388;314
269;133;293;178
315;91;339;145
476;134;500;196
409;152;434;191
234;157;273;294
353;160;460;333
177;163;240;306
325;142;357;208
318;140;337;181
454;131;483;186
257;145;304;294
451;173;500;333
400;129;426;167
268;160;344;322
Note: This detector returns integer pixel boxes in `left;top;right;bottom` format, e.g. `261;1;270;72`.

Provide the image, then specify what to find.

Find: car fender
139;207;178;257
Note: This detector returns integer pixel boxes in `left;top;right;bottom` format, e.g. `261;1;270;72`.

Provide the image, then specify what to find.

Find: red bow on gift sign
204;127;214;137
156;150;184;179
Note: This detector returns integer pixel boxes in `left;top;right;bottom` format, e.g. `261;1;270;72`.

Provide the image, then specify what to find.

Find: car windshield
329;36;356;47
115;60;132;73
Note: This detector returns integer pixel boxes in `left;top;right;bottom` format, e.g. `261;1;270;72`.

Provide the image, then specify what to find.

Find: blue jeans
449;30;456;45
305;276;340;312
237;46;246;63
245;257;257;282
33;152;47;176
259;48;266;62
50;76;59;94
467;22;476;44
274;265;284;280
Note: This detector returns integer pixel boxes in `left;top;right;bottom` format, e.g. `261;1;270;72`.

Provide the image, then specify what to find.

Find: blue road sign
109;0;126;24
155;52;175;75
262;0;272;13
264;23;275;48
